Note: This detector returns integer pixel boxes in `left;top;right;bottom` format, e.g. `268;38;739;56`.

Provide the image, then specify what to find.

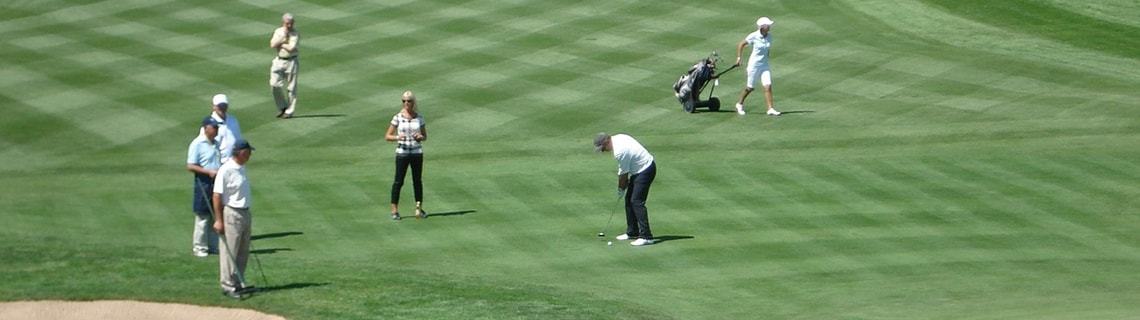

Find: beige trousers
219;206;251;292
270;57;298;115
192;212;217;253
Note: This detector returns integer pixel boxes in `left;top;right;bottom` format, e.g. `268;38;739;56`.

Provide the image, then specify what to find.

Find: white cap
212;94;228;106
756;16;774;28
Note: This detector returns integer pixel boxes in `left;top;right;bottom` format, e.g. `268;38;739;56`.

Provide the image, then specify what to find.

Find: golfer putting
594;133;656;246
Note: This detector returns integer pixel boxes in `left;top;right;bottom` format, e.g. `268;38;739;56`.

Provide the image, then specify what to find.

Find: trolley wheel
708;97;721;112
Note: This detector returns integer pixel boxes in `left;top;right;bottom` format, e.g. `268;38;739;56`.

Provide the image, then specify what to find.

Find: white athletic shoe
631;238;654;246
766;108;781;116
615;234;631;241
735;103;746;115
193;250;208;258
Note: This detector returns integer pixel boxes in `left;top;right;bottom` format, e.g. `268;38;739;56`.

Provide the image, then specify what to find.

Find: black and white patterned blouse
390;112;424;154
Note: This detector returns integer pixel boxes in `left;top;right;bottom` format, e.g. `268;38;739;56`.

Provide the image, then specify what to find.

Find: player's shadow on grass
779;110;813;115
256;282;329;294
653;235;694;243
288;114;346;119
253;231;304;241
429;210;476;217
251;248;293;255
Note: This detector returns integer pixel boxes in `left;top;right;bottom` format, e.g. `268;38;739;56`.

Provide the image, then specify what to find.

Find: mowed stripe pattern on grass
2;0;1140;319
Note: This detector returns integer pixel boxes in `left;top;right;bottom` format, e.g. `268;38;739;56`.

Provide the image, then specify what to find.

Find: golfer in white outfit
734;16;780;116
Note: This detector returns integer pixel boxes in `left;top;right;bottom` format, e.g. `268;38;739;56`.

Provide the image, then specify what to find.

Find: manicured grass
1;0;1138;319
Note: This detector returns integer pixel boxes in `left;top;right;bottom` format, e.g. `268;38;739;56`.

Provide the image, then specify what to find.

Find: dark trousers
391;153;424;205
625;161;656;240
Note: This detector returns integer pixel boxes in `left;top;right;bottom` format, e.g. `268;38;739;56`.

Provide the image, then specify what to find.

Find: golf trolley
672;52;737;113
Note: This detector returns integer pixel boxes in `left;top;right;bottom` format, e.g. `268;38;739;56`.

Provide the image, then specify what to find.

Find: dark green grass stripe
931;158;1137;256
921;0;1140;59
857;160;1011;228
896;159;1049;229
1012;157;1138;208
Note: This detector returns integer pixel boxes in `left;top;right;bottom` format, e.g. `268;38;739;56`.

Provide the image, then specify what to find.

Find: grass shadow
286;114;346;119
254;282;330;294
251;247;293;255
653;235;694;243
428;210;476;217
253;231;304;241
779;110;814;115
691;108;736;114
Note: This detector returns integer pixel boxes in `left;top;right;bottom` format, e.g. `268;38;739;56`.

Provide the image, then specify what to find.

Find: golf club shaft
600;192;622;239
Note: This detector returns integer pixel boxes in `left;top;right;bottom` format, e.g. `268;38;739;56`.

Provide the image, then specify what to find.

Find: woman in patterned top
384;90;428;220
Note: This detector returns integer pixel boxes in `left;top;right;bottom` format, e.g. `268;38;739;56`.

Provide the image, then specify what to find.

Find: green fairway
2;0;1139;319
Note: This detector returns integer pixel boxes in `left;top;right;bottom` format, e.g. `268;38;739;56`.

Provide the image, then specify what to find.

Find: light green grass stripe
0;0;175;34
1038;0;1140;28
842;0;1140;82
938;159;1139;258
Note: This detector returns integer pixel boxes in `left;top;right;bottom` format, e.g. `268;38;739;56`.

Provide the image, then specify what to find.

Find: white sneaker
631;238;654;246
615;234;630;241
766;108;781;116
735;103;746;115
193;250;208;258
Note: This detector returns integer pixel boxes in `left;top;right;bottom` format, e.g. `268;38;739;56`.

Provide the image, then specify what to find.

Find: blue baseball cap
201;116;220;127
234;139;255;151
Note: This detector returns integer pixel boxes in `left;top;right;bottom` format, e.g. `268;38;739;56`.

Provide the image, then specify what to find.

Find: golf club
597;191;622;240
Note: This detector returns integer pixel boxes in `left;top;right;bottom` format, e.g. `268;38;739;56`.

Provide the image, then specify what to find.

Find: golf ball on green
607;241;613;246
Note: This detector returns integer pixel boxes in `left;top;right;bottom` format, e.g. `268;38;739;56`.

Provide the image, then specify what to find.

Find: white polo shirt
611;134;654;176
213;160;251;209
744;30;772;69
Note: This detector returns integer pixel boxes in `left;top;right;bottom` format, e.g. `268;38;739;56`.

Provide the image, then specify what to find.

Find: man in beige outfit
213;139;255;299
269;13;299;119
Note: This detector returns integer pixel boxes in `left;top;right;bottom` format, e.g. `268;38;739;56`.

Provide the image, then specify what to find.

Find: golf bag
672;52;735;113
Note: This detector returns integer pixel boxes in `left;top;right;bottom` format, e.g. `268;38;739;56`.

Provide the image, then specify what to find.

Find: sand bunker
0;300;285;320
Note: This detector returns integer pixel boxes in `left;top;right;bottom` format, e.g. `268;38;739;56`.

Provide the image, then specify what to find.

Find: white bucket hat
756;16;774;28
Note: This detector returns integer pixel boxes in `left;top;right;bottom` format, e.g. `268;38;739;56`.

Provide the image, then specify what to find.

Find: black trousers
391;153;424;205
625;161;656;240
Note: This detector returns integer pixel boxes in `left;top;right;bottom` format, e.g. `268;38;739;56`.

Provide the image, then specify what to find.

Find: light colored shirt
214;160;251;209
611;134;654;176
271;26;299;59
745;30;772;69
212;112;242;164
186;135;221;169
390;113;425;154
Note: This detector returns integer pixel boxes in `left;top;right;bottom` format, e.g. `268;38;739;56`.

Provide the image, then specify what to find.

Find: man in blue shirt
187;116;222;257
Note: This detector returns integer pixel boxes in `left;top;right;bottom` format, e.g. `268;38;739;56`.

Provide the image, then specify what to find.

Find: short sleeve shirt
391;112;425;154
745;30;772;69
187;136;221;171
611;134;654;176
214;160;251;209
214;113;242;164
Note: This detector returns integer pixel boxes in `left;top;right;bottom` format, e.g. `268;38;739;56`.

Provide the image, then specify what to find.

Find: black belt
277;56;296;60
